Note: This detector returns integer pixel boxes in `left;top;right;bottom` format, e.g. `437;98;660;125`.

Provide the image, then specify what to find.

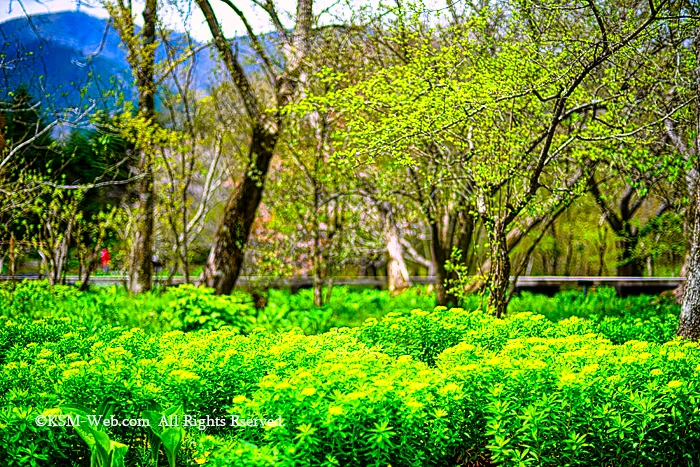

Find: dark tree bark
589;177;645;277
617;236;644;277
431;227;458;307
78;256;98;292
200;125;277;293
430;209;473;307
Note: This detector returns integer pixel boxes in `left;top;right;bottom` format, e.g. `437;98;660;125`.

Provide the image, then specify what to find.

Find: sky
0;0;371;42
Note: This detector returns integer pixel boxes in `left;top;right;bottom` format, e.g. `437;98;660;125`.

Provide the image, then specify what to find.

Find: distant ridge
0;11;222;110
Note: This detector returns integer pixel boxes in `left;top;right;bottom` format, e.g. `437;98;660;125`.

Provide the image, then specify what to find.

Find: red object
100;248;111;267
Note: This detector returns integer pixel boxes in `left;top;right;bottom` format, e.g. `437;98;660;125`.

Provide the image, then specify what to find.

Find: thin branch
155;43;210;86
185;136;224;235
586;0;609;53
34;173;146;190
1;102;96;169
251;0;290;43
219;0;277;82
195;0;263;122
589;173;624;232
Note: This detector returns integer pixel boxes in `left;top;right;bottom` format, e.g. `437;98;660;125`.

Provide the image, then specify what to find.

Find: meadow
2;282;697;466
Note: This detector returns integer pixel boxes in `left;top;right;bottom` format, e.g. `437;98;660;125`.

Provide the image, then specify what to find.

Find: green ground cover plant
0;282;437;335
0;285;696;466
0;281;679;341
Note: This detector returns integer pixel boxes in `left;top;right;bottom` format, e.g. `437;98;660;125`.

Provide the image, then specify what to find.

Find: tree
677;18;700;340
328;0;670;316
274;106;347;306
26;187;83;285
0;87;95;278
103;0;160;293
588;162;671;277
155;81;233;284
379;200;412;294
194;0;315;294
61;127;131;289
0;85;130;284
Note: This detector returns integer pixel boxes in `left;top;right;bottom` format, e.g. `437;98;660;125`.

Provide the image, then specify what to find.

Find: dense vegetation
2;0;700;465
0;281;681;344
1;283;695;466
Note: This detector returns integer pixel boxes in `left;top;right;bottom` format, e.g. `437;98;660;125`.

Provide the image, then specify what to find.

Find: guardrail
0;274;685;290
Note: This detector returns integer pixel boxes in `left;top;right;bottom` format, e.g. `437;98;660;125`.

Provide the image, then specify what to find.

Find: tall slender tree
677;21;700;340
104;0;159;293
194;0;315;294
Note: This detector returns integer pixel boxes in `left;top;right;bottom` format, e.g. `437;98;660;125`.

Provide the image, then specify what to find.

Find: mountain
0;11;222;110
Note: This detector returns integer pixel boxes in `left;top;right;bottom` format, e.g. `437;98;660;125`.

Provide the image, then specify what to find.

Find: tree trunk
431;222;459;307
386;222;411;295
382;204;410;295
166;264;178;287
678;187;700;340
194;0;313;295
123;0;158;295
79;255;97;292
563;237;574;276
313;182;324;307
128;164;155;294
313;264;324;307
597;227;608;276
677;24;700;340
9;235;16;277
467;209;562;294
55;230;71;285
488;226;510;318
326;278;335;303
182;237;191;284
200;125;277;294
434;258;458;307
617;236;643;276
38;251;47;281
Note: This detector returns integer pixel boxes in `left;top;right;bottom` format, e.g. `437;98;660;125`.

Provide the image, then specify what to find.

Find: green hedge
2;307;698;466
0;281;680;345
